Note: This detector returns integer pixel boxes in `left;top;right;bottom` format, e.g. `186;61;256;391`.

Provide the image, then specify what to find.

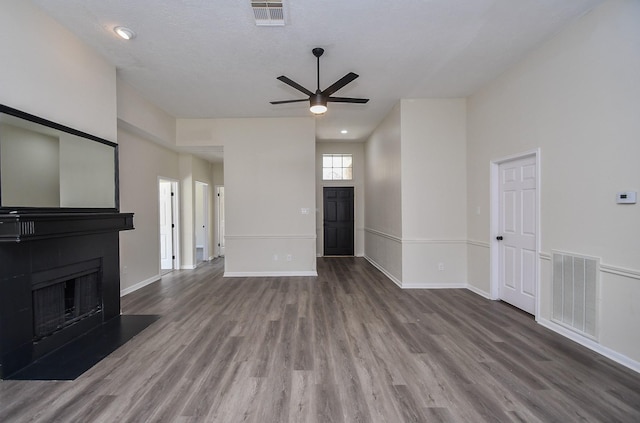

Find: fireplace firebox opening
31;259;103;342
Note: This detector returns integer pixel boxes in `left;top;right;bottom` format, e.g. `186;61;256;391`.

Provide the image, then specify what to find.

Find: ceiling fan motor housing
310;93;326;106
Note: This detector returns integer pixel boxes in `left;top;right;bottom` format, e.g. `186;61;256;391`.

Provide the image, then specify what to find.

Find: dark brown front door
323;187;354;256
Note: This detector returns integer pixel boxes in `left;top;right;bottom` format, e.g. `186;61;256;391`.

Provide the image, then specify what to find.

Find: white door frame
490;148;541;318
158;177;180;273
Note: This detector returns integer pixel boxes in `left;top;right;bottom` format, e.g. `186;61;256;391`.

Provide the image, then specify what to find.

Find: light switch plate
616;191;637;204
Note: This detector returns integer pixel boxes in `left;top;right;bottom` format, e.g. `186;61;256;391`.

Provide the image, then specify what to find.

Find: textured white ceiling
32;0;604;144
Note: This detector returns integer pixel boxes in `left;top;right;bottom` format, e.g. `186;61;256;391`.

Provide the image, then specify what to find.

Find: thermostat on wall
616;191;637;204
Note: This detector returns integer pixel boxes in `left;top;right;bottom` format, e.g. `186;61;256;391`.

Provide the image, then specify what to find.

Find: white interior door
497;155;537;314
216;186;225;257
159;180;175;270
195;181;209;264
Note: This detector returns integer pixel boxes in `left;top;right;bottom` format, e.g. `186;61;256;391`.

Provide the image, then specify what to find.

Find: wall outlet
286;254;292;261
438;262;445;271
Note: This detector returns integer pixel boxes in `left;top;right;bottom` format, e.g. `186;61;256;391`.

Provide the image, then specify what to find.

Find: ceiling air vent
252;1;285;26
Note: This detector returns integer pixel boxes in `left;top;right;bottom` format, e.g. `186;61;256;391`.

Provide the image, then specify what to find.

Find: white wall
400;99;467;287
316;142;365;257
0;0;116;141
364;99;467;288
116;80;176;148
118;127;180;292
179;154;195;269
117;78;183;292
467;0;640;364
192;159;214;262
177;155;213;269
212;163;224;185
177;117;317;276
364;103;403;283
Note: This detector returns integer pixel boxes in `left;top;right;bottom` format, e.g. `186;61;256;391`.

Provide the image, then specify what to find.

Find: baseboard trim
181;264;197;270
537;318;640;374
120;274;161;297
223;271;318;277
466;284;493;299
363;255;403;288
402;282;467;289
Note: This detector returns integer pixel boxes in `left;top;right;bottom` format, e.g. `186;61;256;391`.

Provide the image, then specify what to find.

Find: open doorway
159;178;179;274
216;186;225;257
195;181;209;265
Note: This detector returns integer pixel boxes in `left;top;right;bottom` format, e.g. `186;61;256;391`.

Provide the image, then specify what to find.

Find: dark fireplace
0;212;134;378
0;105;137;379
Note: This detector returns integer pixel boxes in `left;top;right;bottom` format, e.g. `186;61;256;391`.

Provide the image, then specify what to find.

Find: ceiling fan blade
276;76;314;96
270;99;308;105
327;96;369;104
322;72;359;97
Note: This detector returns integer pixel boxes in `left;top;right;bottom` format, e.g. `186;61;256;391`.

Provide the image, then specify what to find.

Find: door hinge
217;193;220;197
218;243;221;247
171;224;175;228
171;192;174;196
172;255;175;260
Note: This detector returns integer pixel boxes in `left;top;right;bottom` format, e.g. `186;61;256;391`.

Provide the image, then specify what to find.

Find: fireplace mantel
0;211;133;379
0;212;133;242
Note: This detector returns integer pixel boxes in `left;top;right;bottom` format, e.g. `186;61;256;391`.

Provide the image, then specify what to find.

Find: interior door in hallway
497;155;537;314
159;179;176;272
323;187;354;256
216;186;225;257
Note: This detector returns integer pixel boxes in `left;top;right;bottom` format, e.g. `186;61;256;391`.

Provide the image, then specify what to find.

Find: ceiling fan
270;47;369;115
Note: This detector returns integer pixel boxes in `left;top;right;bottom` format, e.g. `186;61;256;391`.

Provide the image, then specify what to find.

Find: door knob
496;236;503;241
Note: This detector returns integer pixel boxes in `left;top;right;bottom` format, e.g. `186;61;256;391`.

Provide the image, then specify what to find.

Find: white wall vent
552;251;599;339
251;1;285;26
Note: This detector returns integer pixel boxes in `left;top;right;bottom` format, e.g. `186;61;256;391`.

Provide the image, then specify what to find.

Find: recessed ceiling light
341;130;348;134
114;26;136;40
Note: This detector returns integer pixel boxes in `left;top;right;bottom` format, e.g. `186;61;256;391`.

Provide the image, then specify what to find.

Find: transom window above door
322;154;353;180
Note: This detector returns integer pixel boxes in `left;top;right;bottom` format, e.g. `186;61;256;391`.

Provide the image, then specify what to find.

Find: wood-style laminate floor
1;257;639;422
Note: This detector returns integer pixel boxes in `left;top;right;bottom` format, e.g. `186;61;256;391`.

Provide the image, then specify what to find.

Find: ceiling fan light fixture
310;104;327;114
114;26;136;40
309;95;327;115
